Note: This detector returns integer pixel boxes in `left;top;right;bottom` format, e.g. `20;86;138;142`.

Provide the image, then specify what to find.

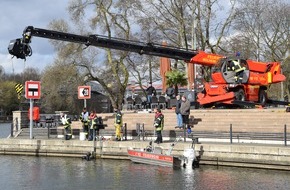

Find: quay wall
0;139;290;170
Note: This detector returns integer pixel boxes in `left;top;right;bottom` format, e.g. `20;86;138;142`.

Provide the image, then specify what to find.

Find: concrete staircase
16;128;50;139
98;108;290;133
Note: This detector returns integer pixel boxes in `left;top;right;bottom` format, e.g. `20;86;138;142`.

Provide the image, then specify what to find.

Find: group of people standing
79;108;103;141
142;82;192;144
62;82;189;144
175;94;191;129
151;93;191;144
80;108;123;141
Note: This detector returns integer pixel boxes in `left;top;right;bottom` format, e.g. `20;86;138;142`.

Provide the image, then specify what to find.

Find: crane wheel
259;90;267;105
234;89;245;101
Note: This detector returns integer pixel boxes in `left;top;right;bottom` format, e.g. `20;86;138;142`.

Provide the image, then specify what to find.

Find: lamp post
191;8;198;106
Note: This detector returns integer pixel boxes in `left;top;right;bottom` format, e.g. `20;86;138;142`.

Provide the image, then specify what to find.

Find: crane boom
7;26;286;107
9;26;197;61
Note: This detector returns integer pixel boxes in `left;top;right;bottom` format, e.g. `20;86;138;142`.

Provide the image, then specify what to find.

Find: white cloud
0;0;70;74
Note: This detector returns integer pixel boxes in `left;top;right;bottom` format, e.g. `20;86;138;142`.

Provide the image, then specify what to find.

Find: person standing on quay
146;82;156;106
88;110;97;141
114;108;123;141
80;107;89;137
153;108;164;144
61;112;72;140
180;95;191;128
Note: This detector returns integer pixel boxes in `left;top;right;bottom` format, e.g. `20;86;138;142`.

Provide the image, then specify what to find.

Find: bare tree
49;0;136;109
233;0;289;61
133;0;238;86
41;58;82;114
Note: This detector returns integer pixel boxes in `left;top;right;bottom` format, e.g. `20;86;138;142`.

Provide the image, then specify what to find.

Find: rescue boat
127;140;197;168
127;146;182;168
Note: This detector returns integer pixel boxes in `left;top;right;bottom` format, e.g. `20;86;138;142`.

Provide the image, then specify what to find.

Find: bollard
230;124;233;144
123;123;127;141
183;124;187;142
284;124;287;146
10;123;13;138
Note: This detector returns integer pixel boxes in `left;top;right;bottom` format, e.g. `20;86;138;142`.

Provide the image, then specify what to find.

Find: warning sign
25;81;41;99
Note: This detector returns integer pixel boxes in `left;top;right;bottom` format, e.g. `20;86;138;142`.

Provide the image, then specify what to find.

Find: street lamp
191;9;198;107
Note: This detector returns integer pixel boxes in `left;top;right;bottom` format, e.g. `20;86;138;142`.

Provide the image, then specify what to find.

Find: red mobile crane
8;26;286;107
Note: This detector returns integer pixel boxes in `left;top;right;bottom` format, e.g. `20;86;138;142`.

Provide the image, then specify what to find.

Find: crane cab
211;58;250;84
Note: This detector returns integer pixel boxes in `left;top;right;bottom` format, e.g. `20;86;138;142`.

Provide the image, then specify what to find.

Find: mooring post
230;124;233;144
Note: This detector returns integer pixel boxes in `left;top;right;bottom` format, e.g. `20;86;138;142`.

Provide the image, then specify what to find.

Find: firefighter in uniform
153;108;164;144
64;117;72;140
88;111;97;141
230;60;245;84
80;108;89;138
114;109;123;141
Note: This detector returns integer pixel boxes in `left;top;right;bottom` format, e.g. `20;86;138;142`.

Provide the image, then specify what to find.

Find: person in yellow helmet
114;109;123;141
64;117;72;140
230;60;246;84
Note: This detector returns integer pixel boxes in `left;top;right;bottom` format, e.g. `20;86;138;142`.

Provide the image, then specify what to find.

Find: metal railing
10;121;290;146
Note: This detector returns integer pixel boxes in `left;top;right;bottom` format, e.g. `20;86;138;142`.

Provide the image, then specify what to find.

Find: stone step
97;108;290;133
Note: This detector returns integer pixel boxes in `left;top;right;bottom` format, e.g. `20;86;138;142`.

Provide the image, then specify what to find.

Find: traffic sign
78;86;91;99
25;81;41;99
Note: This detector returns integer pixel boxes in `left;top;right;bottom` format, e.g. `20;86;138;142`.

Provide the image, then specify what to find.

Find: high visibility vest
114;111;123;125
154;113;164;131
64;118;71;129
231;61;245;72
89;117;97;129
80;112;89;125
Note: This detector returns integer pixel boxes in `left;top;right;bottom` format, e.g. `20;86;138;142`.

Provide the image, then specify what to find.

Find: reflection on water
0;155;290;190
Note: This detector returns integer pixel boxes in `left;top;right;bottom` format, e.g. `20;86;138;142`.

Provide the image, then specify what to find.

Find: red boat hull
127;149;181;168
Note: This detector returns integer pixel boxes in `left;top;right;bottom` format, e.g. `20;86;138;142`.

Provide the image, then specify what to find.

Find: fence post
47;124;50;139
93;129;96;156
230;124;233;144
284;124;287;146
142;123;145;141
136;123;140;141
183;124;187;142
15;117;19;131
10;123;14;138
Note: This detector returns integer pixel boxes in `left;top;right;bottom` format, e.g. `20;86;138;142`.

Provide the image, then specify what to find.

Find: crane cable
11;56;15;80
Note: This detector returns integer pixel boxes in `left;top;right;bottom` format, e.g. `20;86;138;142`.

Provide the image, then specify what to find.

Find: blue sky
0;0;242;75
0;0;70;74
